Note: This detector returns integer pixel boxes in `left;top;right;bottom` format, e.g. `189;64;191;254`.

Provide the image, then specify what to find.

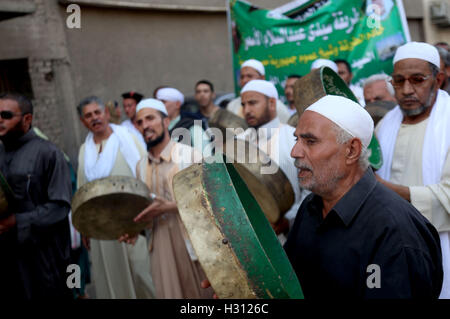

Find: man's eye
306;139;315;145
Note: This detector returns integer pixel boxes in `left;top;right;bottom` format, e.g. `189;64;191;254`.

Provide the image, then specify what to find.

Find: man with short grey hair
363;73;397;105
76;96;155;299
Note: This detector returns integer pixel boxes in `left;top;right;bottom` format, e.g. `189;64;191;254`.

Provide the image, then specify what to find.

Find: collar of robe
2;128;36;151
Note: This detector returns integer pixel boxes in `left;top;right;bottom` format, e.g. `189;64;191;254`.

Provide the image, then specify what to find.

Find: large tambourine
222;138;294;224
292;66;383;170
72;176;151;240
173;157;303;299
208;107;248;138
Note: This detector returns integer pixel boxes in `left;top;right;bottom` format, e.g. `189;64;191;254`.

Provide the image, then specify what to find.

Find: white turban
310;59;338;73
393;41;440;69
156;87;185;105
305;95;374;148
241;59;265;76
241;79;279;100
136;98;168;115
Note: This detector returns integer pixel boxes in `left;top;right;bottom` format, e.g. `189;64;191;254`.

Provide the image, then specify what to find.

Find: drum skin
72;176;151;240
223;138;294;224
173;158;303;299
293;66;383;170
208;107;248;138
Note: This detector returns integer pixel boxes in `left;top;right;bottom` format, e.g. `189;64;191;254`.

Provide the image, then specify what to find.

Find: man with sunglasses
0;93;72;299
375;42;450;298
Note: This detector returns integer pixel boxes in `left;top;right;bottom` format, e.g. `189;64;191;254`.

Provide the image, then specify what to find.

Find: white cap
393;41;441;69
136;98;168;115
311;59;338;73
241;59;265;76
305;95;374;148
241;79;279;99
156;87;185;105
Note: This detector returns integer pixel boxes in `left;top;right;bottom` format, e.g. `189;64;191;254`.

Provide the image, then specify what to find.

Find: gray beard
400;85;436;117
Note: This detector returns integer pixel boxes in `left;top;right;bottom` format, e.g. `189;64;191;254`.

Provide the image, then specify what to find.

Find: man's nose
291;141;305;159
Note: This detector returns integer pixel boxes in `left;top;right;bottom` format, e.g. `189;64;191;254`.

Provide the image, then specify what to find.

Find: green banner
229;0;410;102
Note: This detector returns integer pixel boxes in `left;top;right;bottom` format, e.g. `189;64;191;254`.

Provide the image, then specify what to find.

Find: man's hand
271;217;289;235
134;194;178;223
0;214;16;235
375;173;411;202
118;233;138;245
201;279;218;299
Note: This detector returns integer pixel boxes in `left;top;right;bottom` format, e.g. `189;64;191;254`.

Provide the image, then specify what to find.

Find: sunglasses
0;111;23;120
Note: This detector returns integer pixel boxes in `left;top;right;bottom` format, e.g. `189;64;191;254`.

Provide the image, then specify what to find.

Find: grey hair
332;123;370;170
428;62;440;78
77;96;105;117
435;46;450;67
363;73;395;97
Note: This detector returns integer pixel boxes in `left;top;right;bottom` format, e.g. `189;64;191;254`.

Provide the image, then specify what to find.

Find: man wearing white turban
226;59;291;123
120;98;213;299
156;87;208;154
236;79;309;239
375;41;450;298
285;94;443;298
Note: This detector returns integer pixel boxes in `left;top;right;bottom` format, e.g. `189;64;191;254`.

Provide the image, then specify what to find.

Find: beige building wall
422;0;450;44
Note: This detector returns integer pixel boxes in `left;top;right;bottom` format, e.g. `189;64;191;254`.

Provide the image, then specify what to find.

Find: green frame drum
293;66;383;170
173;156;303;299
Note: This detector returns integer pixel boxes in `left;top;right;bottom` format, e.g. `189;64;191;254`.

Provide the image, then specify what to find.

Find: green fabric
230;0;409;98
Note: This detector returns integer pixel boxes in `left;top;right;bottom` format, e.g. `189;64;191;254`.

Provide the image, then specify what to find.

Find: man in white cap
237;79;308;239
226;59;291;123
286;94;443;298
375;41;450;298
310;58;339;73
156;87;207;153
76;96;155;299
120;98;213;299
363;73;397;105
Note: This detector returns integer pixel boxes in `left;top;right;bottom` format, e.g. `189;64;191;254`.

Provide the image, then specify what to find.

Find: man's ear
268;97;277;112
176;101;182;110
22;113;33;131
346;138;362;165
436;71;446;89
163;116;171;128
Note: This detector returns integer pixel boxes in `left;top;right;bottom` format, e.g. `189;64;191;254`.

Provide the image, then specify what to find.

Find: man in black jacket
0;93;72;299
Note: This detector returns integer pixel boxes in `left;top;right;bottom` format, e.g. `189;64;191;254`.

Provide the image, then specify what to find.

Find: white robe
375;89;450;299
121;119;146;150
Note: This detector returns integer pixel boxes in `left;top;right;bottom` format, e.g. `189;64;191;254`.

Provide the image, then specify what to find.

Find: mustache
399;96;420;103
294;159;313;171
90;119;102;126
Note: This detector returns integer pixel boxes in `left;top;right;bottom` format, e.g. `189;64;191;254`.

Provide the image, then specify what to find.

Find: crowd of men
0;40;449;299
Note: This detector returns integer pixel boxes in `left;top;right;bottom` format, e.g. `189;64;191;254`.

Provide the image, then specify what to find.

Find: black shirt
284;169;443;299
0;130;72;299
